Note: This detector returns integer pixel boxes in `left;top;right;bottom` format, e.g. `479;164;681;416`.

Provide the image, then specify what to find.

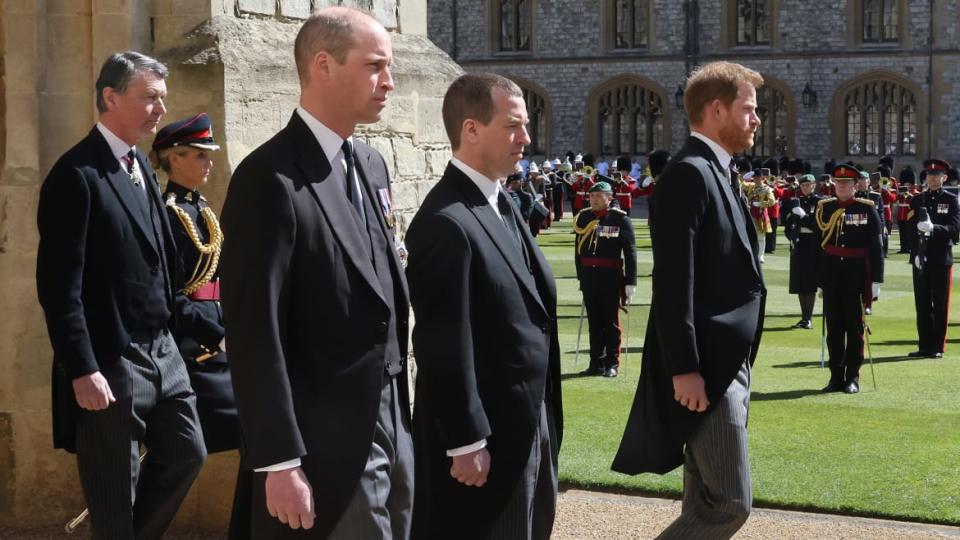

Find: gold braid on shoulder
166;193;224;295
572;209;600;255
815;199;845;249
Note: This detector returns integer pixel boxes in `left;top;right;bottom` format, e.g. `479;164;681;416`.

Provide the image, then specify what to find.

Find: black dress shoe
907;350;932;358
821;380;844;393
791;319;813;330
580;366;604;376
603;367;619;378
843;380;860;394
931;352;943;359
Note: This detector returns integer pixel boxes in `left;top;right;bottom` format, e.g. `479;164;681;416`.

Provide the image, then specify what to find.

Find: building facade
429;0;960;172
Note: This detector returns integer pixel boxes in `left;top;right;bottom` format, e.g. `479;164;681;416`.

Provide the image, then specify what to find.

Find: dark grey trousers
75;328;206;540
658;360;752;540
486;400;559;540
328;376;415;539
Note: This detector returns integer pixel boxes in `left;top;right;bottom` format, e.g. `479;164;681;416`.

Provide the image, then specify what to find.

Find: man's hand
450;448;491;487
72;372;116;410
918;219;934;234
872;282;881;300
265;467;315;530
672;372;709;412
751;201;761;207
791;206;806;217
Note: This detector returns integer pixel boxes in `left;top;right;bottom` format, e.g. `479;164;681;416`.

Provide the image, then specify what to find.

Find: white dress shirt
690;131;732;172
96;122;146;194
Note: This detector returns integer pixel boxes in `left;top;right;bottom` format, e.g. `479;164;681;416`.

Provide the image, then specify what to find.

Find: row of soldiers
565;149;959;392
770;160;958;393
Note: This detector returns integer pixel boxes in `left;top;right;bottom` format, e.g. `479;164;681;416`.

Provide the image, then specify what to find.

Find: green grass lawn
537;216;960;525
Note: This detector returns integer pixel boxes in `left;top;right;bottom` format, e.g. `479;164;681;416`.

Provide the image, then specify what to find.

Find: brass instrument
582;165;595;177
879;177;892;189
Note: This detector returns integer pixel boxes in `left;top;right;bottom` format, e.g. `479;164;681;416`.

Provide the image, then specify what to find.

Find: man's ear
312;51;333;82
461;119;479;146
101;87;118;111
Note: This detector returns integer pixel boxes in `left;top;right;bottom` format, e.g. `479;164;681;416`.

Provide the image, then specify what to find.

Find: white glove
641;176;654;188
624;285;637;305
751;201;761;207
872;282;880;300
791;206;806;218
917;219;934;233
914;254;923;270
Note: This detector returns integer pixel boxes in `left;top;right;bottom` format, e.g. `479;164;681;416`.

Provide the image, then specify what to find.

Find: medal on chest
843;213;867;226
377;188;395;228
598;225;621;238
938;203;949;214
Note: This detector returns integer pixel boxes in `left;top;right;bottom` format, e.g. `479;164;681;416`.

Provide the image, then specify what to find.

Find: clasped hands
450;447;491;487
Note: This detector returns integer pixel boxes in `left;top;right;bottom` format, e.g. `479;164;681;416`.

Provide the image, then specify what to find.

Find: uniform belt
581;257;621;269
823;246;867;258
799;227;815;234
188;280;220;301
576;192;588;196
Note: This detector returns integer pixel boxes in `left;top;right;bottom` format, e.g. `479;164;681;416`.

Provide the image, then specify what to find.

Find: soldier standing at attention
816;165;884;394
782;174;823;329
908;159;960;359
573;180;637;378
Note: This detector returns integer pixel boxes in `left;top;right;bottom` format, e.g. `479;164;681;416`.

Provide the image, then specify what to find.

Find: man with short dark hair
407;72;563;539
36;51;206;539
613;61;766;539
219;7;413;538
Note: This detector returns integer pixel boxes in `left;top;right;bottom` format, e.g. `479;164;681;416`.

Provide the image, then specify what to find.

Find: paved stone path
4;489;958;539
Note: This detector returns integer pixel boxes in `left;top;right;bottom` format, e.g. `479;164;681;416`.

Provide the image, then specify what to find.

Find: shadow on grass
563;346;644;356
771;355;914;368
751;389;822;401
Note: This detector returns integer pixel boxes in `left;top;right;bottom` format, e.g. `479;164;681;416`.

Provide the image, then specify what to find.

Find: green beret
590;181;613;193
799;174;816;184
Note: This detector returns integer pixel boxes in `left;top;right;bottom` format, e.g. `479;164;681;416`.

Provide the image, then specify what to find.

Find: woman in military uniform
150;113;239;453
782;174;823;329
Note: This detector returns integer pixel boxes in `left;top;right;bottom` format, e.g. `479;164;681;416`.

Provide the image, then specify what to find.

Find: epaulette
574;207;593;221
854;197;875;207
818;197;836;206
165;192;177;207
610;207;627;215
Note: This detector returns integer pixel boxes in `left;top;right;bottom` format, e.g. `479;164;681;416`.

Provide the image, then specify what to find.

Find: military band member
634;149;671;240
570;168;595;214
763;159;784;254
816;165;884;394
908;159;960;359
573;180;637;378
150;113;240;454
612;156;637;215
744;168;776;262
782;174;823;329
550;157;566;221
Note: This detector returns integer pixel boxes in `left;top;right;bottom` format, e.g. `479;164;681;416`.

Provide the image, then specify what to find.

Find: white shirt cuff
254;458;302;472
446;439;487;457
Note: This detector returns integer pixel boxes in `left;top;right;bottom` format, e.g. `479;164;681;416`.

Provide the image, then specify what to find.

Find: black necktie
341;140;365;224
498;192;531;271
123;149;136;174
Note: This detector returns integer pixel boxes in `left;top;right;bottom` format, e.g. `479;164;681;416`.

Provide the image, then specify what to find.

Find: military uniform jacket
815;197;884;293
909;189;960;266
573;207;637;286
856;190;885;225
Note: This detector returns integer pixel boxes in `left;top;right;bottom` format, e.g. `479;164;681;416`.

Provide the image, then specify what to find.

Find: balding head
294;7;382;83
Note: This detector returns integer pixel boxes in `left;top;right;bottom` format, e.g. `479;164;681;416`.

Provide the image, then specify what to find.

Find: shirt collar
296;106;350;166
451;157;501;207
691;131;733;172
96;122;136;162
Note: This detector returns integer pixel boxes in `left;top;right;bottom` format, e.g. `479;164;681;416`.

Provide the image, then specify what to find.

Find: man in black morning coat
406;73;563;540
218;8;413;538
36;52;206;539
612;61;766;539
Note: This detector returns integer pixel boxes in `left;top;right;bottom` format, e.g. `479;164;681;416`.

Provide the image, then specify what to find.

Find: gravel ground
554;490;960;539
3;489;958;539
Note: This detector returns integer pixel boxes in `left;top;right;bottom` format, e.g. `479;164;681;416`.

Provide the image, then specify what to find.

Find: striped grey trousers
658;360;752;540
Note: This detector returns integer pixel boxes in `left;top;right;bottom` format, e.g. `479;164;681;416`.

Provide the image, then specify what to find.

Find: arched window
751;85;789;158
595;83;665;156
496;0;531;52
519;85;548;155
843;79;916;156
